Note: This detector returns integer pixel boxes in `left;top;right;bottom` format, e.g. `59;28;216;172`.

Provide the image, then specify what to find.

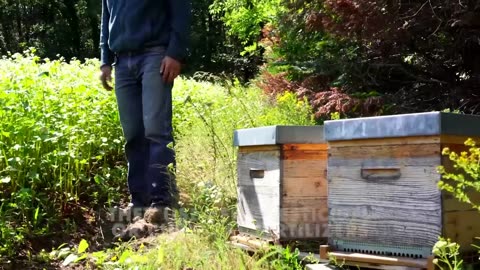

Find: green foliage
264;1;361;85
0;49;316;261
0;0;101;60
436;139;480;269
442;108;462;114
432;238;464;270
210;0;283;54
269;246;304;270
0;49;125;256
172;78;314;198
259;91;315;126
4;0;480;116
257;0;480;116
437;138;480;211
187;0;263;81
330;112;341;120
46;239;89;267
0;0;260;82
64;232;271;269
180;181;236;240
50;181;308;269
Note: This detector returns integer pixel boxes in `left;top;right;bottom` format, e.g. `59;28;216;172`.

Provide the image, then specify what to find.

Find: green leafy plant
432;238;464;270
437;138;480;211
436;138;480;269
254;246;304;270
210;0;284;55
48;239;89;267
0;49;126;257
330;112;341;120
0;49;317;267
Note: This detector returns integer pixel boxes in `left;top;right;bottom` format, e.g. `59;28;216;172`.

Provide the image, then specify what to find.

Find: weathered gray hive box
234;125;328;241
325;112;480;258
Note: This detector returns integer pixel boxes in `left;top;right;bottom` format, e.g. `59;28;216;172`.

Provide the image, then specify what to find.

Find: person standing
98;0;191;230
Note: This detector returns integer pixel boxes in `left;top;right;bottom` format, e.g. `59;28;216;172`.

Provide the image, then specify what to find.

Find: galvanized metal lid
325;112;480;141
233;125;325;146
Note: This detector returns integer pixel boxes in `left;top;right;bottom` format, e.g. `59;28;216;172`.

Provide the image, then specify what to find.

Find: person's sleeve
166;0;192;63
100;0;113;67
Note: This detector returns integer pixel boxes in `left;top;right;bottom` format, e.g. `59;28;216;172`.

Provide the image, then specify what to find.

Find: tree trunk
1;1;17;53
63;0;81;57
87;0;100;58
14;0;23;42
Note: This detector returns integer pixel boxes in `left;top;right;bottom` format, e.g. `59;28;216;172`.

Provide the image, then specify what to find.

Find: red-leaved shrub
257;70;384;120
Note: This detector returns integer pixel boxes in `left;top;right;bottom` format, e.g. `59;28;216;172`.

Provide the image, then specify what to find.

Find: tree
255;0;480;120
0;0;259;81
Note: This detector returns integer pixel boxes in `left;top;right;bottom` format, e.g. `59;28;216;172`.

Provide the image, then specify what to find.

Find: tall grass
0;49;126;256
0;49;315;267
172;78;315;198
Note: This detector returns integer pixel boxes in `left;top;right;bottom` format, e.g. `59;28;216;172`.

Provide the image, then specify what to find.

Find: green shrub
432;237;464;270
210;0;283;55
0;49;316;260
437;138;480;211
0;49;125;256
172;79;314;197
436;138;480;269
45;76;315;268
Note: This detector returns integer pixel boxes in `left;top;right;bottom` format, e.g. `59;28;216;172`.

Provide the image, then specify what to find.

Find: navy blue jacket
100;0;191;67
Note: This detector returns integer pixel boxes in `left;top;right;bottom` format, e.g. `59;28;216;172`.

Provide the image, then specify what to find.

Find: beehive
325;112;480;258
233;125;328;241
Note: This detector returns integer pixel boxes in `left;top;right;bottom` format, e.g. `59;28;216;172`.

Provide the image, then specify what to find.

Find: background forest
2;0;480;118
1;0;480;269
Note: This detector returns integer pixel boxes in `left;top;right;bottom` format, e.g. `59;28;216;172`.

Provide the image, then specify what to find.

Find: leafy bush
0;49;316;259
438;138;480;211
250;0;480;118
436;138;480;269
255;71;384;121
210;0;283;55
0;49;125;256
432;238;464;270
172;78;314;197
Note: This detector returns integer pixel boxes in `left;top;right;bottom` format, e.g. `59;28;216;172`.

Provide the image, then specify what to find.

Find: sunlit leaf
78;239;89;253
74;254;87;262
62;253;78;266
1;177;11;184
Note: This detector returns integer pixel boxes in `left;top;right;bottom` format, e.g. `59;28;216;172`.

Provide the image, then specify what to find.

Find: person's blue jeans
113;46;177;208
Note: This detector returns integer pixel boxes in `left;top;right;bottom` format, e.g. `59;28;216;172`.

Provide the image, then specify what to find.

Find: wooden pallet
228;234;438;269
228;232;277;251
319;245;436;270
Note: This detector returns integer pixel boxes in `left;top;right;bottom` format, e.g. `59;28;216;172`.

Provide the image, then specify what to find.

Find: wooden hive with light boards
233;125;328;242
324;112;480;258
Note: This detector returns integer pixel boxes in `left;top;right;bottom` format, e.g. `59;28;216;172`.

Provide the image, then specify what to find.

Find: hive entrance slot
341;247;423;259
360;167;401;181
249;169;265;179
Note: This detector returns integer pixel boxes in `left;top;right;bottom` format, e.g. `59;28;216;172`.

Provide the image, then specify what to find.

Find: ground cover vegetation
1;0;480;268
434;138;480;269
0;50;315;268
3;0;480;117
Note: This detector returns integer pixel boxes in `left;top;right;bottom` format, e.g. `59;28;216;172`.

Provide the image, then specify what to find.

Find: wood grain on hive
234;125;327;241
324;112;480;258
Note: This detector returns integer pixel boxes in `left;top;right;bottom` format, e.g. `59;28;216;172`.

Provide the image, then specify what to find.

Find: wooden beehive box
233;125;328;241
325;112;480;258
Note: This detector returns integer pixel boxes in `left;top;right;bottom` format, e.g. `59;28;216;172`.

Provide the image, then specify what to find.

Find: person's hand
160;56;181;83
99;65;113;91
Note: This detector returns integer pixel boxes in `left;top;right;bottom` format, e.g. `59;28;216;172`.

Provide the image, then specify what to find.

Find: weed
437;138;480;211
432;238;464;270
1;49;316;270
436;138;480;269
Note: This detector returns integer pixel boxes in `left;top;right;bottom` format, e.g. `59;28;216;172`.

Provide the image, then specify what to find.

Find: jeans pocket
112;55;119;67
142;51;165;73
